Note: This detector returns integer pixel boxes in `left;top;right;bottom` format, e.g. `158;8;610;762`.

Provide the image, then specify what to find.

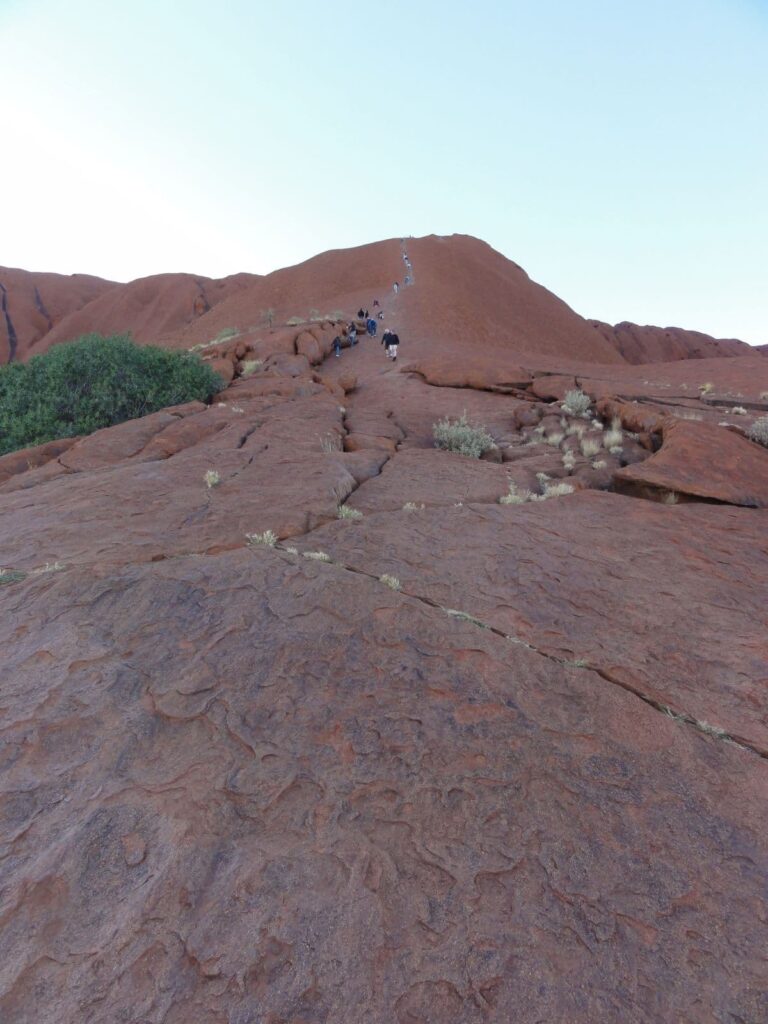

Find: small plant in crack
240;359;263;377
499;482;533;505
403;502;425;511
379;574;401;590
337;505;363;520
31;561;66;575
580;438;602;458
661;490;680;505
303;550;332;562
247;530;277;547
204;470;220;489
320;434;341;453
566;422;586;438
746;416;768;447
562;389;591;417
444;608;488;628
0;569;27;586
602;419;623;449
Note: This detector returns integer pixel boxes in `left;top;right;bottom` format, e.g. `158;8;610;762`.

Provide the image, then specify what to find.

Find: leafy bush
0;334;222;456
562;389;591;416
433;412;494;458
747;416;768;448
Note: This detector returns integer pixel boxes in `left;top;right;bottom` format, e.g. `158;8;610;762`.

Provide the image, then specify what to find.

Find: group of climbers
331;298;401;362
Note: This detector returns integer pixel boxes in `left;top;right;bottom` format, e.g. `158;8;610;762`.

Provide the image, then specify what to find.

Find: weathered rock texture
1;238;767;1023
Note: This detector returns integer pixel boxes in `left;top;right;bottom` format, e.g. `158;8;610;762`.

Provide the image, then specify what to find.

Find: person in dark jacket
366;317;377;337
387;331;400;361
347;323;358;346
332;335;342;358
357;308;365;319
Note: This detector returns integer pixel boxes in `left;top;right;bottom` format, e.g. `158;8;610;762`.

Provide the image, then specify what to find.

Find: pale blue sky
2;0;767;343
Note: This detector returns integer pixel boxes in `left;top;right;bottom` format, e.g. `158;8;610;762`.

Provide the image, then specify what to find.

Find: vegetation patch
747;416;768;448
247;530;278;547
433;412;494;458
0;334;222;456
337;505;363;520
562;389;591;416
0;569;27;587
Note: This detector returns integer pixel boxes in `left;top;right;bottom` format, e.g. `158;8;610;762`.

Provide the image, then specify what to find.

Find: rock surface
615;418;768;507
1;237;768;1023
589;319;753;364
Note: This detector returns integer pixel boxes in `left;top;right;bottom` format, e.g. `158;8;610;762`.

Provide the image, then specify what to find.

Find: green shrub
0;334;222;456
433;412;494;458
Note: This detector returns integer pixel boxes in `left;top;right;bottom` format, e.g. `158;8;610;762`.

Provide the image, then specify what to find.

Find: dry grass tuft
337;505;363;520
247;529;277;547
580;438;602;458
562;389;591;416
746;416;768;447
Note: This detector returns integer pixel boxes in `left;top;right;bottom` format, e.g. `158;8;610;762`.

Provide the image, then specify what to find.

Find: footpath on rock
1;236;767;1023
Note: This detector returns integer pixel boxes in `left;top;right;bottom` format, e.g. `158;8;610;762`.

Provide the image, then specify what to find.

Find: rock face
5;235;760;367
1;238;768;1023
0;267;116;363
615;418;768;507
590;319;753;364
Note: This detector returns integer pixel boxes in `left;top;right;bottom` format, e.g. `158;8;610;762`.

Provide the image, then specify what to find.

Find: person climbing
357;307;365;319
377;310;385;320
393;282;399;294
347;323;358;346
387;330;400;361
373;298;380;307
404;274;411;286
366;316;377;337
364;309;369;319
333;335;342;358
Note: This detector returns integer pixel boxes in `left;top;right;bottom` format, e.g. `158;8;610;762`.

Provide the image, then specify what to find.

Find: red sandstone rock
590;319;752;364
209;355;235;384
615;418;768;506
1;237;767;1024
0;436;80;484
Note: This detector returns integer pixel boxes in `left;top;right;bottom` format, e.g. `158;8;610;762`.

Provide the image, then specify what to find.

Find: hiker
357;307;365;319
333;335;342;358
366;316;377;337
404;274;411;286
377;310;385;320
381;328;392;350
393;281;399;294
348;323;358;346
373;298;380;307
402;252;408;263
364;309;369;319
387;330;400;362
